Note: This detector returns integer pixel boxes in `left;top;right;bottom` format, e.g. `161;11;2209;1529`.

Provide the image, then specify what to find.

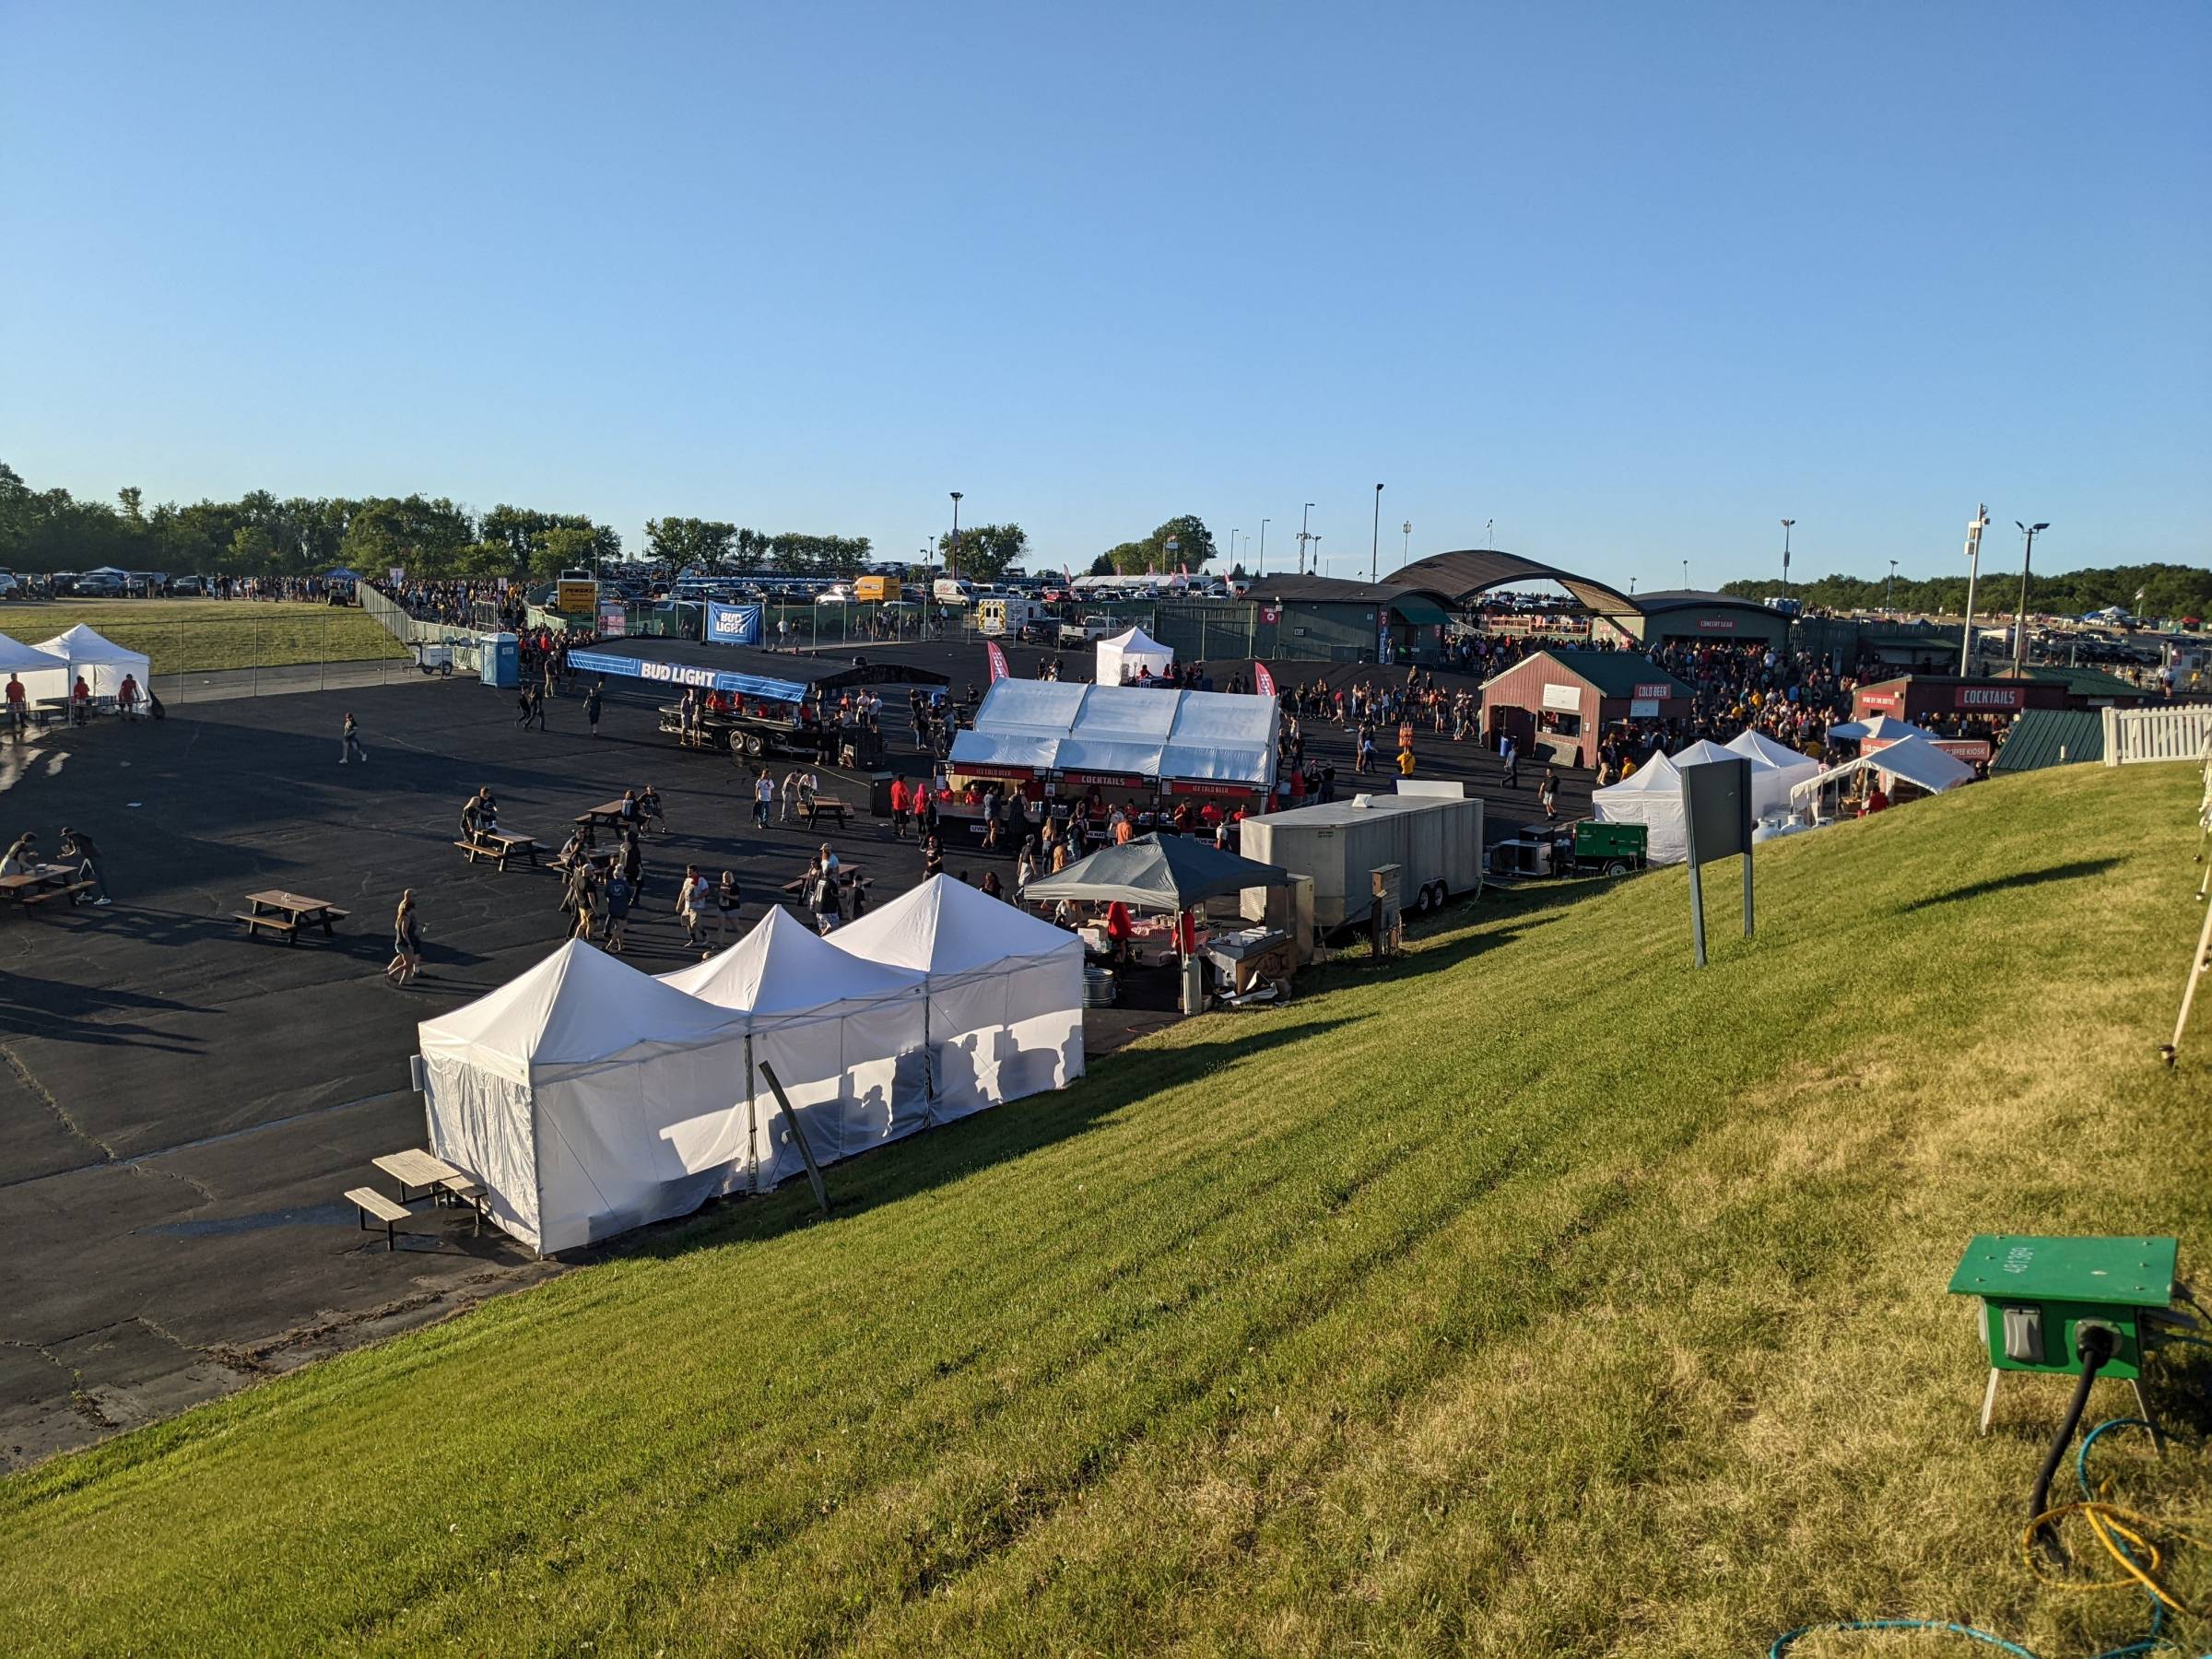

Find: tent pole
746;1035;759;1195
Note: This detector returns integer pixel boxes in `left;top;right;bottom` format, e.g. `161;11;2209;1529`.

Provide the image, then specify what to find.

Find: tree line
1722;561;2212;621
0;465;877;583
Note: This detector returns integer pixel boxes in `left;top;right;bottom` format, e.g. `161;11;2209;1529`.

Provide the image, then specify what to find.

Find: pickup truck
1059;614;1118;646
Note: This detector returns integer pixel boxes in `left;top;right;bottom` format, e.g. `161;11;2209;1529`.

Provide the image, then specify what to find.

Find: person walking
58;826;110;906
585;680;604;737
678;864;709;951
1539;767;1559;821
603;869;633;953
1500;733;1520;788
780;770;799;824
807;860;841;935
712;870;742;942
4;673;22;741
385;890;421;985
341;712;368;765
117;675;141;720
752;769;774;829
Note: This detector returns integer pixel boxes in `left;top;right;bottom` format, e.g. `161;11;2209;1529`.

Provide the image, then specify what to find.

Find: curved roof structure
1614;588;1779;618
1383;549;1635;614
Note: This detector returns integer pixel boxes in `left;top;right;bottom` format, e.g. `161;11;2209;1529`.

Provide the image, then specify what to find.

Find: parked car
167;574;208;595
73;572;127;598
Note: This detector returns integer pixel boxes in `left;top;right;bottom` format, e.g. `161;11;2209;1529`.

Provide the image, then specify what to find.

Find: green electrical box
1948;1234;2178;1382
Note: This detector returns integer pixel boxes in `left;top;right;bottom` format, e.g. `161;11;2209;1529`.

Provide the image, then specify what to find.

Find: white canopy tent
418;941;751;1254
1791;731;1975;809
0;633;66;682
1725;729;1823;817
31;624;151;699
950;681;1278;794
828;876;1085;1122
1858;712;1939;747
658;907;930;1189
1591;751;1688;864
1095;625;1174;686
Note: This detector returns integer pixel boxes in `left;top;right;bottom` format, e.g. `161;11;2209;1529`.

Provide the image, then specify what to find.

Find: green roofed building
1992;709;2107;772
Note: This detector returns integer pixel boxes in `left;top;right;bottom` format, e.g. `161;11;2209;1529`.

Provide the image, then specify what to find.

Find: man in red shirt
71;675;90;724
888;775;911;840
4;674;23;740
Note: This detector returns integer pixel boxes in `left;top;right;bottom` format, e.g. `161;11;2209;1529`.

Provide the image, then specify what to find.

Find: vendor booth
29;624;152;701
1590;751;1688;865
947;680;1278;813
658;908;930;1187
1094;626;1175;686
417;941;751;1255
1726;729;1822;814
829;876;1085;1123
1792;731;1975;817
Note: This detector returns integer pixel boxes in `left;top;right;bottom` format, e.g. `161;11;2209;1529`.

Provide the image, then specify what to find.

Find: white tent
1591;751;1688;864
418;941;751;1254
658;907;930;1188
1095;626;1174;686
828;876;1085;1122
1725;729;1823;817
1858;712;1938;748
32;624;151;699
1792;731;1974;808
950;680;1278;794
0;633;65;680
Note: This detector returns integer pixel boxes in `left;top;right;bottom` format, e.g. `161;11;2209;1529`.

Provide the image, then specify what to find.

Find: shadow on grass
1894;857;2124;914
578;1016;1359;1265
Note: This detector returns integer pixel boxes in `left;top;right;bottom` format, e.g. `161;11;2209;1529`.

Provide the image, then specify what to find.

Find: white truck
1237;782;1485;932
977;595;1051;638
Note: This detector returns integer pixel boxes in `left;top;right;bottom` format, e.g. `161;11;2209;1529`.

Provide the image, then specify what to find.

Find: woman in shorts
385;890;421;986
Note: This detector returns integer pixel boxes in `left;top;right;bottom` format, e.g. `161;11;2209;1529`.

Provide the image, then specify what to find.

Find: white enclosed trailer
1237;782;1484;931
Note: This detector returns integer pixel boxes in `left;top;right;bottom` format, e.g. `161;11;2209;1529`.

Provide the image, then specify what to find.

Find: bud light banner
1253;662;1276;698
986;641;1010;682
705;602;762;646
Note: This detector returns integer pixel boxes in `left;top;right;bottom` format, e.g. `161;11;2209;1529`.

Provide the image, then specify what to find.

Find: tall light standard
1959;505;1990;676
1779;519;1794;604
1258;518;1268;576
1230;529;1240;574
1401;519;1412;566
1370;484;1383;582
1309;535;1322;577
1887;559;1898;610
947;491;962;580
2012;521;2049;673
1299;502;1315;575
1682;559;1689;589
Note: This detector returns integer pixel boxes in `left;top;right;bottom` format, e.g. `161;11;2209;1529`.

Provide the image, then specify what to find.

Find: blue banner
705;602;763;646
568;649;806;704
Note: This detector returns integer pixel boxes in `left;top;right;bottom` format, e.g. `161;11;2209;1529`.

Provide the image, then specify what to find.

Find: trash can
866;771;895;817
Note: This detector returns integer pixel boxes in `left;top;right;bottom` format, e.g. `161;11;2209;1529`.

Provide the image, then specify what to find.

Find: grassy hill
3;764;2208;1656
0;599;406;674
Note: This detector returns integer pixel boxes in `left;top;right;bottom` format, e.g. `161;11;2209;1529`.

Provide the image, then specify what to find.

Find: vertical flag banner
986;641;1010;682
1254;662;1276;698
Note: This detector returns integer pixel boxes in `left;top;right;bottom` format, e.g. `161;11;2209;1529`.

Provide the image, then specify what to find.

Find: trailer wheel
1603;860;1629;877
741;732;766;759
1411;884;1432;916
1430;881;1448;910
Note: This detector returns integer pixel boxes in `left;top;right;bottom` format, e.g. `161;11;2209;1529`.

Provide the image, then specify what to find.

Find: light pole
1401;519;1412;566
1299;502;1314;575
1371;484;1382;582
1780;519;1794;604
947;491;961;582
1959;505;1990;676
1230;529;1240;574
1682;559;1689;590
1887;559;1898;610
2012;521;2049;674
1258;518;1268;576
1309;535;1322;577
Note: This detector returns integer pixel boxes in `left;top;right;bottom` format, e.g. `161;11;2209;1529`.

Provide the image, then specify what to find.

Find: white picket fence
2101;704;2212;765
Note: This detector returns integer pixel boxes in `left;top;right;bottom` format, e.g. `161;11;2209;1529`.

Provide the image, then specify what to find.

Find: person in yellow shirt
1395;746;1417;778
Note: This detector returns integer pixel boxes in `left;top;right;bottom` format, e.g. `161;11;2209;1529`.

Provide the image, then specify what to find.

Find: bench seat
345;1186;414;1251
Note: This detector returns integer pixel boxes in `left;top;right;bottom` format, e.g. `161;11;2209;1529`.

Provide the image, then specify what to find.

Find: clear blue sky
6;1;2206;590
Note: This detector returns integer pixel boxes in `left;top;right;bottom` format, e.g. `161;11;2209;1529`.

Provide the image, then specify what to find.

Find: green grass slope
0;600;406;675
4;765;2208;1656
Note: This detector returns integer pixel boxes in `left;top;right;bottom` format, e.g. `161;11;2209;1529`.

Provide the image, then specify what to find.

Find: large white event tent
1726;729;1822;815
658;907;930;1190
1094;625;1174;685
1595;739;1816;862
29;624;152;698
1791;731;1974;808
418;940;752;1255
950;679;1278;795
0;633;65;683
828;876;1085;1122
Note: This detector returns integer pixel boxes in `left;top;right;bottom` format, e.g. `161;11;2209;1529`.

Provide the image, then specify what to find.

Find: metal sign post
1680;758;1754;968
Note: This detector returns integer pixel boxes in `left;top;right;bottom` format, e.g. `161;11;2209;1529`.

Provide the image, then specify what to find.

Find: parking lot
0;640;1580;1465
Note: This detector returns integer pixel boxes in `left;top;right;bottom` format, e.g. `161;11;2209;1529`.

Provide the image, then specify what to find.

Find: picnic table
575;799;656;834
349;1148;489;1245
802;794;852;830
0;863;90;912
235;888;349;944
455;828;541;870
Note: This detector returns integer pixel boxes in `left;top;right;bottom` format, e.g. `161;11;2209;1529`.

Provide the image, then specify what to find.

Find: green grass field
2;765;2207;1655
0;599;408;677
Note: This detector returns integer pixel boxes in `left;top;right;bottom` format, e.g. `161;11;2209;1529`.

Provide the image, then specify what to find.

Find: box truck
1237;782;1484;932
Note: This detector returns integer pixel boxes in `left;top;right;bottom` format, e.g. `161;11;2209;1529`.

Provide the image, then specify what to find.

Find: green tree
935;522;1028;582
1099;515;1216;576
644;516;738;571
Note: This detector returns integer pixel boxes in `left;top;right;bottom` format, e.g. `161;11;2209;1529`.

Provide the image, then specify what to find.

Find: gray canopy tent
1018;832;1289;911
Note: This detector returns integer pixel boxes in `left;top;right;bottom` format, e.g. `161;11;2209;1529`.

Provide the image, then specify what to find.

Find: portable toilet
478;631;519;688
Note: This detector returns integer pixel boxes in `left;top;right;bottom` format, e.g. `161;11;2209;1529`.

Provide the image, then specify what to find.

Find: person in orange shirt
1103;900;1135;963
1112;813;1135;845
888;775;911;839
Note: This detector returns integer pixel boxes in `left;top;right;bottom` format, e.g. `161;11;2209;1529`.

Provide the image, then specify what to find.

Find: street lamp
1298;501;1315;575
1371;484;1382;582
947;491;961;582
1258;518;1268;576
1230;529;1240;574
1888;559;1898;610
2013;521;2050;673
1780;519;1794;604
1401;519;1412;566
1682;559;1689;589
1309;535;1322;577
1959;505;1990;676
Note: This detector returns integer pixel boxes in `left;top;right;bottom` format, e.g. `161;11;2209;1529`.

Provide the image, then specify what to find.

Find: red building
1480;649;1694;769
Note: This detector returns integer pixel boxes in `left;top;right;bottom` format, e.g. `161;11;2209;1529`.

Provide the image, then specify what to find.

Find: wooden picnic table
0;863;87;912
372;1147;462;1204
236;888;349;944
802;794;852;830
456;828;541;870
574;799;638;831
